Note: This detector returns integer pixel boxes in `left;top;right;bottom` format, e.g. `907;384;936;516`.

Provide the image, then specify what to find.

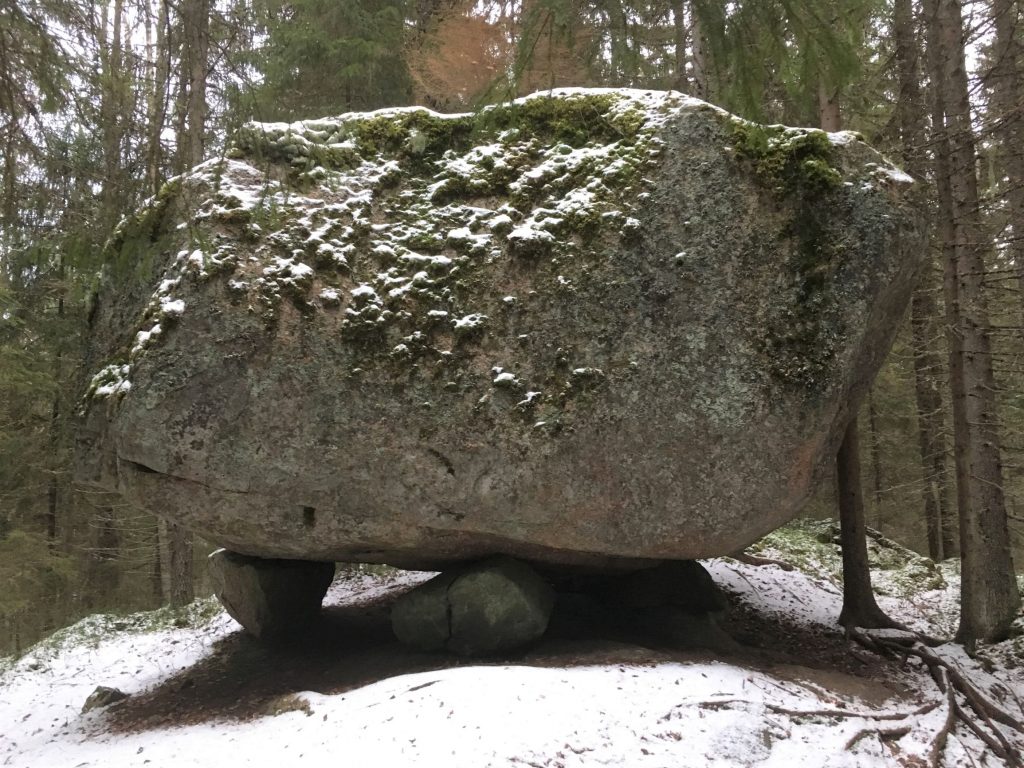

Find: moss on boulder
77;89;924;570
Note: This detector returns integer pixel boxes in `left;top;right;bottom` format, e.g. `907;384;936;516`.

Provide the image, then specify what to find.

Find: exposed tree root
729;551;796;571
928;673;956;768
849;628;1023;767
844;723;912;751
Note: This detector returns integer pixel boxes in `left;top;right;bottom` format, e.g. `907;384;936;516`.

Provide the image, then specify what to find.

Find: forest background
1;0;1022;656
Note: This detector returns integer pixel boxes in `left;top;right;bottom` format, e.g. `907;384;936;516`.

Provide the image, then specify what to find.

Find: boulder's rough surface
392;556;555;654
77;89;924;569
207;549;335;639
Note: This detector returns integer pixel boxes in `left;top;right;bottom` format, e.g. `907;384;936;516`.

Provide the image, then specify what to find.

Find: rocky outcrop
392;556;554;655
77;89;924;570
207;550;335;639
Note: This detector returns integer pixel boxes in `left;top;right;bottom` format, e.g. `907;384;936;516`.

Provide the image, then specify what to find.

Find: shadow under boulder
391;556;735;656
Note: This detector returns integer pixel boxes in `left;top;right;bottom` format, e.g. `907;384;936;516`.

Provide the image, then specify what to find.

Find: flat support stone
208;549;335;640
392;556;554;655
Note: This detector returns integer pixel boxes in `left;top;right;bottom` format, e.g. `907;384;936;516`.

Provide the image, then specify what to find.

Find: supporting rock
392;556;554;655
551;559;735;651
208;549;335;640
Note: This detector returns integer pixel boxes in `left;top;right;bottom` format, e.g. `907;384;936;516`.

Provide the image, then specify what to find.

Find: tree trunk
866;389;884;525
45;255;64;547
990;0;1024;325
182;0;209;169
672;0;687;92
820;82;898;630
690;5;710;100
147;0;171;197
98;0;126;231
0;32;19;235
159;517;194;607
911;285;948;561
151;525;163;604
817;81;840;131
837;420;902;629
895;0;954;561
933;0;1020;645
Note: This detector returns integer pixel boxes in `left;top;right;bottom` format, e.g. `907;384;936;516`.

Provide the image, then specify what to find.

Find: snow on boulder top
77;88;924;570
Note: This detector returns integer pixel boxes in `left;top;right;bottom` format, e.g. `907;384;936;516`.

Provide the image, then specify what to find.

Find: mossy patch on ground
749;518;947;598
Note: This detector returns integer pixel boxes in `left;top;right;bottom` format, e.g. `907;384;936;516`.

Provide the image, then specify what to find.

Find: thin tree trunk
672;0;688;92
173;52;190;175
820;83;898;630
0;32;19;235
933;0;1020;645
837;420;902;629
147;0;171;197
817;81;840;131
895;0;953;561
990;0;1024;325
866;389;884;524
152;525;163;604
911;286;946;561
183;0;209;169
690;4;709;100
45;255;64;547
99;0;126;231
159;517;194;607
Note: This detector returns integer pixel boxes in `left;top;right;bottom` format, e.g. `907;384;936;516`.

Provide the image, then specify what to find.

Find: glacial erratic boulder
77;89;924;570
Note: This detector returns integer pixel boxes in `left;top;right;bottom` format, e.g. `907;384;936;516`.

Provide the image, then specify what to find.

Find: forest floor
1;521;1022;768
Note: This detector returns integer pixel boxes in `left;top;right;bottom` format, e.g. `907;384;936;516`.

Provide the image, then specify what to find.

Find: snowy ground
1;528;1022;768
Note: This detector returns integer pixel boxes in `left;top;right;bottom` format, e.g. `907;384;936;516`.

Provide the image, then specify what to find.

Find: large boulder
76;89;924;570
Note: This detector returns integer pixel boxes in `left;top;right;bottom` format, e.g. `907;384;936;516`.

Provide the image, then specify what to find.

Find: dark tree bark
146;0;171;197
98;0;126;232
866;389;884;525
819;83;900;630
672;0;687;92
182;0;209;169
895;0;955;562
160;518;194;607
990;0;1024;326
930;0;1020;645
690;4;710;100
837;420;903;629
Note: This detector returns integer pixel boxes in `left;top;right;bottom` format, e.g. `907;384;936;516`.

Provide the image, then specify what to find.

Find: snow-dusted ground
2;537;1022;768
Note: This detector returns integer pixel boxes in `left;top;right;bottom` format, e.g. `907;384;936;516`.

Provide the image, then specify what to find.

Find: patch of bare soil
104;579;916;733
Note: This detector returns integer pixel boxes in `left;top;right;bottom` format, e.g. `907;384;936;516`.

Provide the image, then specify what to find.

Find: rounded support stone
208;549;335;640
392;556;554;655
